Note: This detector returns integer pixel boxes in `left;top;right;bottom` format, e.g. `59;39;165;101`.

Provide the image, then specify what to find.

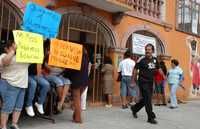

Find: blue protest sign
22;2;62;38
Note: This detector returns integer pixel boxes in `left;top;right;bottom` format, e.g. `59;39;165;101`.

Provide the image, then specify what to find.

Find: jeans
26;75;50;107
45;75;71;87
120;76;132;97
169;83;179;107
0;79;25;114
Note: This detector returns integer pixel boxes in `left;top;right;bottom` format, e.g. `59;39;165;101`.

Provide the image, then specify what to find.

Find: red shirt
155;70;164;84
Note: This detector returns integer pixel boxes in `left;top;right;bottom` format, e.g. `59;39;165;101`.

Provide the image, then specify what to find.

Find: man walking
119;50;135;109
130;44;162;124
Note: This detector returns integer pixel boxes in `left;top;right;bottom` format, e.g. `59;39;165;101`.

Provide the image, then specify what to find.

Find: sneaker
130;106;138;118
147;119;158;124
82;108;86;111
192;89;196;95
25;106;35;117
35;102;44;114
10;125;20;129
105;104;112;108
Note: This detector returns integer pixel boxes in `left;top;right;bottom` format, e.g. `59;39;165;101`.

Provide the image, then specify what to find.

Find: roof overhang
74;0;133;12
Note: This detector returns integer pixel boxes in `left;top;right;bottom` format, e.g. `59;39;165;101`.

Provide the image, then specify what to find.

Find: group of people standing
118;44;184;124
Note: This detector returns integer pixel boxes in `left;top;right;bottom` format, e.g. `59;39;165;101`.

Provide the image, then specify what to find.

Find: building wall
14;0;200;100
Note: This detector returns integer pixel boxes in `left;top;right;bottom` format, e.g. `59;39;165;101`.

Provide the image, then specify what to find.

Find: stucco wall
15;0;200;100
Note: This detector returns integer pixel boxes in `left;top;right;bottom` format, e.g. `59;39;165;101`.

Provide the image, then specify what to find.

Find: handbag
117;72;122;82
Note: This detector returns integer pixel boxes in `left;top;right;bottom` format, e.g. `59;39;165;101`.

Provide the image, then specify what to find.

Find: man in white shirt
118;50;135;109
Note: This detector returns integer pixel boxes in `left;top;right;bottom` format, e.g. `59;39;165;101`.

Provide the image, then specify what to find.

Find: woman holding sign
65;47;89;123
0;41;29;129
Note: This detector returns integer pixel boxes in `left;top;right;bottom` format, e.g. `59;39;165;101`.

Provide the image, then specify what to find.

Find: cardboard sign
22;2;62;38
48;39;83;70
13;30;44;64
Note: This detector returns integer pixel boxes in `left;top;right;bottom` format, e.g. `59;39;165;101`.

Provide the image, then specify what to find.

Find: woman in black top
64;47;89;123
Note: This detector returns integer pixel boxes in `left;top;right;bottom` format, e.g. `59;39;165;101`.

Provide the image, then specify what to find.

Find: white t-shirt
118;58;135;76
0;54;29;88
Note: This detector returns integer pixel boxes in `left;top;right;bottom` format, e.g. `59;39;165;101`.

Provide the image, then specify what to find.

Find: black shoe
130;106;138;118
152;112;156;119
169;106;178;109
161;103;167;106
122;105;128;109
154;104;161;106
147;119;158;124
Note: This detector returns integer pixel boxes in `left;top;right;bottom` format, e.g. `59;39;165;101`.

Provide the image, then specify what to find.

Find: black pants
133;81;155;120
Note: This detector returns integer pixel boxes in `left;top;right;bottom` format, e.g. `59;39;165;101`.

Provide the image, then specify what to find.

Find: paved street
18;101;200;129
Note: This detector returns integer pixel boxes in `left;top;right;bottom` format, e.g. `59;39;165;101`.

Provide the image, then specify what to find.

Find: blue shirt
167;66;183;85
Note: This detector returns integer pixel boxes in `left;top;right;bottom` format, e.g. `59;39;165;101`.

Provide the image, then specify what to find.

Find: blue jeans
120;76;132;97
45;75;71;87
169;83;179;107
26;75;50;107
0;79;25;114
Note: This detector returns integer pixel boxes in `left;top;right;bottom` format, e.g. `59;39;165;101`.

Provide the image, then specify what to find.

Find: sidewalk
19;101;200;129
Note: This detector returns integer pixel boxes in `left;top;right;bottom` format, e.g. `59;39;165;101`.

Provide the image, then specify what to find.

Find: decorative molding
55;6;120;48
111;47;128;53
121;24;168;55
126;12;173;32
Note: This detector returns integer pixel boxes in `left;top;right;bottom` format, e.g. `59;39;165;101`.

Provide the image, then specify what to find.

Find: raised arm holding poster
48;39;83;70
13;30;44;64
22;2;62;38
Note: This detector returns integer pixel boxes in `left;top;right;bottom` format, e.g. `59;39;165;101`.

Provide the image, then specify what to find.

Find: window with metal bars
177;0;200;35
0;0;22;44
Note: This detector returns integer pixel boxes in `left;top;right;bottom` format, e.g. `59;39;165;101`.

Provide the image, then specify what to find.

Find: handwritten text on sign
22;2;62;38
13;30;44;64
48;39;83;70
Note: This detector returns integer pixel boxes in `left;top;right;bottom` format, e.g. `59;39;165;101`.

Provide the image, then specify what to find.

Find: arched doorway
126;30;165;56
0;0;22;44
58;12;116;103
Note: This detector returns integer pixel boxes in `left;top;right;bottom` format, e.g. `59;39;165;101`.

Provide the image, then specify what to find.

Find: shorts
128;83;137;97
0;79;25;114
155;81;164;94
120;76;132;97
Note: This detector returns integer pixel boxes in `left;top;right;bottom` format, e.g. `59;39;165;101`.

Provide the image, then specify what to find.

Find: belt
122;75;132;77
